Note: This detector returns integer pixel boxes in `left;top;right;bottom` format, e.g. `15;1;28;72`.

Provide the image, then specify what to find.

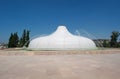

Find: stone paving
0;52;120;79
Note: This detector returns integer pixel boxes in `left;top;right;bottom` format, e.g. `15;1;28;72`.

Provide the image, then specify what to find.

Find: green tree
19;29;30;47
103;40;110;47
8;33;13;48
19;29;26;47
14;32;19;47
110;31;120;47
8;32;19;48
25;30;30;47
8;29;30;48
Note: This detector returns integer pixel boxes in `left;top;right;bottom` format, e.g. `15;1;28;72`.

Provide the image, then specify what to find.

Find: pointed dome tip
57;25;67;30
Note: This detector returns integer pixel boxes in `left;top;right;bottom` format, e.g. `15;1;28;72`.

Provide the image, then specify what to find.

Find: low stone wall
0;48;120;56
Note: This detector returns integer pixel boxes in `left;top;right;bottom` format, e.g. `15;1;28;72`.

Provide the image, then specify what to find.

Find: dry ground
0;49;120;79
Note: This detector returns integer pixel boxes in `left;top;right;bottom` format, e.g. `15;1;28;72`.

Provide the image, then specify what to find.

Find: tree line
102;31;120;48
8;29;30;48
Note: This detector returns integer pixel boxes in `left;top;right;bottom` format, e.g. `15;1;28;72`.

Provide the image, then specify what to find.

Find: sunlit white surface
28;26;97;50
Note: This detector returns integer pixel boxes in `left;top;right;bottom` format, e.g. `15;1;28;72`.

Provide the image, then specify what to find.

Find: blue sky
0;0;120;43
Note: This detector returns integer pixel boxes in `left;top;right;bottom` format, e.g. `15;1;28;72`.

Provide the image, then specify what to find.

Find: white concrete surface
28;26;96;50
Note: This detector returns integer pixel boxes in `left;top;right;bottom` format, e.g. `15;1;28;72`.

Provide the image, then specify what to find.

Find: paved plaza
0;50;120;79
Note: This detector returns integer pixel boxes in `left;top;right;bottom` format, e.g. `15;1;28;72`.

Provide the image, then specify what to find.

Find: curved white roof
28;26;97;50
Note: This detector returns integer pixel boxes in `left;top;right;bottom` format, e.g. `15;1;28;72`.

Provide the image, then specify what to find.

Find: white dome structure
28;26;97;50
